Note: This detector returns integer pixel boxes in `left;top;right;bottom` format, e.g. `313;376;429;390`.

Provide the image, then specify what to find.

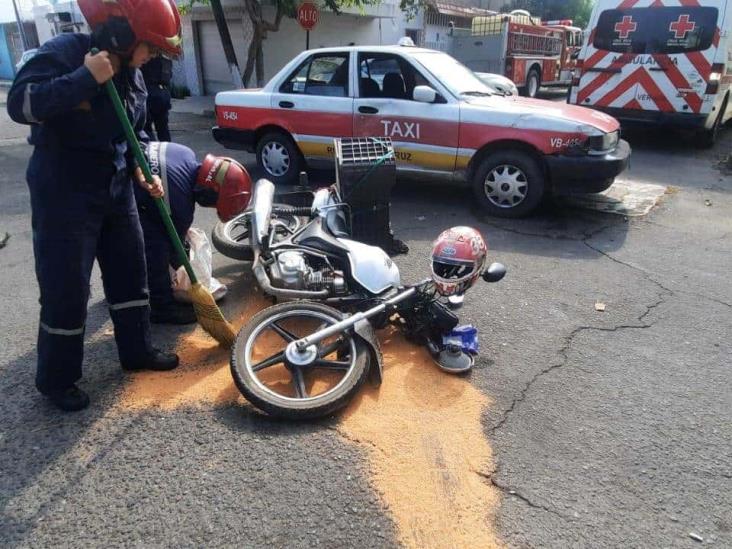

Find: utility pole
11;0;30;51
209;0;243;89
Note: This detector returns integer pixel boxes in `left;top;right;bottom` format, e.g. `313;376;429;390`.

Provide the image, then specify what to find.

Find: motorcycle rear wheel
231;301;370;419
212;205;304;261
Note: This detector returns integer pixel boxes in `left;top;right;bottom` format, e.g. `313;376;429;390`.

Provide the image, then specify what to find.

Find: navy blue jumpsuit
7;33;154;393
141;57;173;142
134;141;216;308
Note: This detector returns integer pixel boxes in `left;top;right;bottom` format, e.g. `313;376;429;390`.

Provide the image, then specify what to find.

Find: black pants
136;193;189;309
145;87;172;142
28;148;153;392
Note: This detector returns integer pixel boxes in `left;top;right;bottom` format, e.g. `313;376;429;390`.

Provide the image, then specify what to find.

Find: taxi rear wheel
472;150;545;218
256;131;303;184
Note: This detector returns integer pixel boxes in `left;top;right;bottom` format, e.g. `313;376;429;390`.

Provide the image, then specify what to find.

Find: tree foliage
504;0;595;28
180;0;374;87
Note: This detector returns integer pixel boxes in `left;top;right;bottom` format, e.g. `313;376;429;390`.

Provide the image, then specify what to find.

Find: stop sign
297;2;319;31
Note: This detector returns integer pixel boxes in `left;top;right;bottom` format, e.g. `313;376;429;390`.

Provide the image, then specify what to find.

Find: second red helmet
197;155;253;222
79;0;182;57
431;226;488;296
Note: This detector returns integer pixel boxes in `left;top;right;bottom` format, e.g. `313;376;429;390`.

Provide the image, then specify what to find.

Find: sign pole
298;2;319;50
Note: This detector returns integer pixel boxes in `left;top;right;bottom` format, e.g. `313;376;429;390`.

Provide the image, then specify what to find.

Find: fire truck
449;10;583;98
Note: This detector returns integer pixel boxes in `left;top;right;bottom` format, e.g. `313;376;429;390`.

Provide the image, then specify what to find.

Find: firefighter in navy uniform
136;142;251;324
141;55;173;141
7;0;184;412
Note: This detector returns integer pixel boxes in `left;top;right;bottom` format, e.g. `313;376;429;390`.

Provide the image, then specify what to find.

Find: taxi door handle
279;101;295;108
359;106;379;114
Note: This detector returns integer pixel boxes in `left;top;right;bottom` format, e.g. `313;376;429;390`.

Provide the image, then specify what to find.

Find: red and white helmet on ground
197;155;253;222
79;0;182;57
431;226;487;296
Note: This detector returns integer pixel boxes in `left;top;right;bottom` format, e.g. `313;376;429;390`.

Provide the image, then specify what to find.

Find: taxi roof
297;45;441;56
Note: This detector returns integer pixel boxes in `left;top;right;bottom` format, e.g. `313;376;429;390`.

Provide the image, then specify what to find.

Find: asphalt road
0;88;730;548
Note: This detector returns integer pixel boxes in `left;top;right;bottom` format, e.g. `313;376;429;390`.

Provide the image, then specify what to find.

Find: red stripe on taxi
217;106;352;137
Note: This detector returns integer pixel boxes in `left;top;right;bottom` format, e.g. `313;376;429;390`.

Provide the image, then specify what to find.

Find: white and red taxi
213;44;630;217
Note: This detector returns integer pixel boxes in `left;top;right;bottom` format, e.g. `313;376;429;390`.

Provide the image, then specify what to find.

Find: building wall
175;0;411;96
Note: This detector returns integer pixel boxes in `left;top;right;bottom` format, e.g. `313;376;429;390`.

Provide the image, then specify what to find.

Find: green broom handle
95;50;199;285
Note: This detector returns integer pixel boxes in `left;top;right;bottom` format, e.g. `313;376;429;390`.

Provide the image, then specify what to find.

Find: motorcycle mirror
483;262;507;283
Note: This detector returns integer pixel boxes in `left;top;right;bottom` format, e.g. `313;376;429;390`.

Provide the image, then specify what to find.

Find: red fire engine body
450;12;583;98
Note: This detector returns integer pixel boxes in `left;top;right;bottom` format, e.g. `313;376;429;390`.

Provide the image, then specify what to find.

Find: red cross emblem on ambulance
614;16;637;40
670;15;696;39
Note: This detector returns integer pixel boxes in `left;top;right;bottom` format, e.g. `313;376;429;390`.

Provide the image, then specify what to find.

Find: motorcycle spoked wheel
231;301;370;420
211;205;304;261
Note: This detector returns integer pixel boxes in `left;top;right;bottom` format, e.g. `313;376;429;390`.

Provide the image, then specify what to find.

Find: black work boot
150;301;197;325
41;384;90;412
122;349;180;372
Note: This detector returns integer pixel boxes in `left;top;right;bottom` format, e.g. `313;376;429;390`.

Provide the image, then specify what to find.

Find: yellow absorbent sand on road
118;295;501;548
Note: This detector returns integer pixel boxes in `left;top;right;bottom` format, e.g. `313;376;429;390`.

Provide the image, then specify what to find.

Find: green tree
504;0;595;28
180;0;372;87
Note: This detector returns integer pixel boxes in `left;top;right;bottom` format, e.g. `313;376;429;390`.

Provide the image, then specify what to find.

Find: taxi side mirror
413;85;438;103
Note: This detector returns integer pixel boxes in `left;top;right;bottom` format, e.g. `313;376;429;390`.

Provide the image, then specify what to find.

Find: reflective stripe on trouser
29;155;153;392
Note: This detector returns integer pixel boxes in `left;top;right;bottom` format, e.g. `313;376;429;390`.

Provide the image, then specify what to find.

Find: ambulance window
594;7;719;54
280;53;349;97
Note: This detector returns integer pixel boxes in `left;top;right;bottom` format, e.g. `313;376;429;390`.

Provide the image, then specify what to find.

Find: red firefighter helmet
78;0;182;57
197;155;252;222
431;227;487;296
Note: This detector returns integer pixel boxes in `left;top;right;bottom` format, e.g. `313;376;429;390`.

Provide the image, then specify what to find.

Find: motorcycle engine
270;251;347;294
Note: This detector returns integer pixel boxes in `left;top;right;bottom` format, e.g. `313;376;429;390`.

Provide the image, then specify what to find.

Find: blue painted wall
0;26;16;80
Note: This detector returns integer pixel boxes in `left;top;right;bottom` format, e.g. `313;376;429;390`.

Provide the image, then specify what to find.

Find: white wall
31;0;89;46
260;7;404;85
176;0;413;96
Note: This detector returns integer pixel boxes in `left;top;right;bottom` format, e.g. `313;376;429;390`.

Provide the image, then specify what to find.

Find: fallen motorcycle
230;179;506;419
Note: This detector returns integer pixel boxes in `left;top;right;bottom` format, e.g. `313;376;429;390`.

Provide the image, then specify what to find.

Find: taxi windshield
410;51;494;97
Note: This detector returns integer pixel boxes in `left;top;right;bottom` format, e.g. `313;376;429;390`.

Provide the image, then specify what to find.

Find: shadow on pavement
0;300;131;544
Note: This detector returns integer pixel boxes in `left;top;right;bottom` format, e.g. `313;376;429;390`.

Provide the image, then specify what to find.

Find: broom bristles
188;283;237;347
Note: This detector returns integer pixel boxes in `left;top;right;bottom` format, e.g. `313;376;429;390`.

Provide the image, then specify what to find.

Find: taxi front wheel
471;150;546;218
256;131;303;185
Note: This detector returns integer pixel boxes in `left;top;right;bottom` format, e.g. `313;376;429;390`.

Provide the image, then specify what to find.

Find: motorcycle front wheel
212;204;304;261
231;301;370;419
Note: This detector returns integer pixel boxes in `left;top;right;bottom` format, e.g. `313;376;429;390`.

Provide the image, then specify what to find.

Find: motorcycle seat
325;209;350;239
294;217;350;256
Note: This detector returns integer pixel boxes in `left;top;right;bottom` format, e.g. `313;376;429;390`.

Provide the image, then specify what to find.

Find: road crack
474;466;571;520
490;232;674;436
479;220;617;242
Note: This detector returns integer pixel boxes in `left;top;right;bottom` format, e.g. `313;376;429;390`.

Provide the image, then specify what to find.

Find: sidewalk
171;95;215;117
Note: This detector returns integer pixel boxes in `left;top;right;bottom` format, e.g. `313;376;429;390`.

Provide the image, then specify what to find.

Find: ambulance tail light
571;60;583;87
571;74;582;87
706;64;725;95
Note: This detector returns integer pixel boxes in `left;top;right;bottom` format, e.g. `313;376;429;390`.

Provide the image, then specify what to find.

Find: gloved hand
84;50;115;84
134;167;164;198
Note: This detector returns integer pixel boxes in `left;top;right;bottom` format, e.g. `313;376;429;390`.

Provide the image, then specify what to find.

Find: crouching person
135;142;251;324
7;0;184;411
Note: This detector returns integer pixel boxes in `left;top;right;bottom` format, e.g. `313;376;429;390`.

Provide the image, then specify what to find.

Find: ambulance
569;0;732;145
